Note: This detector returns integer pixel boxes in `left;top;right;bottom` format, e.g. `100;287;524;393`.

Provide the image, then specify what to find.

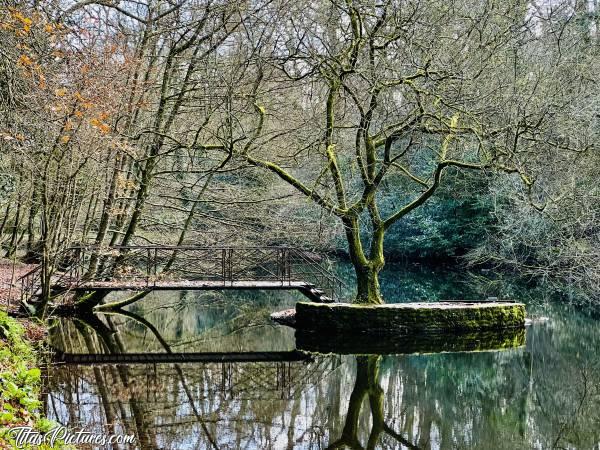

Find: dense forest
0;0;598;306
2;2;600;449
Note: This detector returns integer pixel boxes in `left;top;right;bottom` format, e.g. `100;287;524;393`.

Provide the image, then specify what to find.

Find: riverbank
0;312;58;448
0;260;68;449
0;259;37;315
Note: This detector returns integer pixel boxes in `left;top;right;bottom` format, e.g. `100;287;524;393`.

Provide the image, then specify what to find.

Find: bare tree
202;0;589;303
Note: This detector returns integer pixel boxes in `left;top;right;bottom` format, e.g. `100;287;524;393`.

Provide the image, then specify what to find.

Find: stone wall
295;301;525;334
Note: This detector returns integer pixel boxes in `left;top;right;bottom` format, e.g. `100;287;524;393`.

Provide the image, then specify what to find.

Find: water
43;264;600;449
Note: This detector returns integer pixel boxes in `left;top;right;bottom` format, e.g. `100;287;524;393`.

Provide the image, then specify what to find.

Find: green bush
0;311;70;449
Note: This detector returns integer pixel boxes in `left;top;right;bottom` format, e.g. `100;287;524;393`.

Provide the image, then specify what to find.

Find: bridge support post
281;249;291;285
222;248;233;285
221;249;226;284
145;248;149;287
228;249;233;284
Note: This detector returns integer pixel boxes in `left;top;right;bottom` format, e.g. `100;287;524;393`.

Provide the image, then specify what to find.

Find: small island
273;301;525;334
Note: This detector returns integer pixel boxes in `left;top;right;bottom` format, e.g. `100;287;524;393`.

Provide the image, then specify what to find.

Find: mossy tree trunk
344;217;385;305
354;264;383;305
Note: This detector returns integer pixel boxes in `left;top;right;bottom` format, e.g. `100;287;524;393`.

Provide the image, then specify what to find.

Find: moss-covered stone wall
295;301;525;334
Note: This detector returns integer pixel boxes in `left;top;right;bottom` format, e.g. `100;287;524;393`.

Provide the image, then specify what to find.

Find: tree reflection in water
327;355;420;450
46;311;345;449
42;291;600;450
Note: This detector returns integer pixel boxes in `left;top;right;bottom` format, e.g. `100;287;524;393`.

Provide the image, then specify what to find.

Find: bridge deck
51;279;334;302
57;280;313;291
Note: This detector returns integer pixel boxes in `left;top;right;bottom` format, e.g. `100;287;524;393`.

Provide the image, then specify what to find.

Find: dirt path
0;259;47;341
0;258;36;314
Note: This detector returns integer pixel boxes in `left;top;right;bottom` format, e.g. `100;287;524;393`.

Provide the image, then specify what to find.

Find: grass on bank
0;310;70;449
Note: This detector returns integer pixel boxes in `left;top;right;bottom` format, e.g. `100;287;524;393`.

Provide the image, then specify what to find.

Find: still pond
43;264;600;449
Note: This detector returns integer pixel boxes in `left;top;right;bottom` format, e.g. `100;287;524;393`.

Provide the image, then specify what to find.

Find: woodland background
0;0;598;303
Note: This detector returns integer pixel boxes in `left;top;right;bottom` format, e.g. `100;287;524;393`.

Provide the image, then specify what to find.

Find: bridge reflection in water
41;294;535;450
45;311;344;449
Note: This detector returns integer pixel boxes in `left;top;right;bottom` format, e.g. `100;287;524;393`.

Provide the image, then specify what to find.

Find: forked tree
220;0;585;303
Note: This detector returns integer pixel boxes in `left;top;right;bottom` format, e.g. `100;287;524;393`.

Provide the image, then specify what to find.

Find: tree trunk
26;163;41;257
0;204;10;238
86;154;122;278
6;200;21;257
344;217;385;304
354;262;383;305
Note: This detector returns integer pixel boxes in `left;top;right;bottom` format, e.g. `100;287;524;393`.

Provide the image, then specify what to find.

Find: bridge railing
21;245;346;302
287;248;346;301
19;265;42;304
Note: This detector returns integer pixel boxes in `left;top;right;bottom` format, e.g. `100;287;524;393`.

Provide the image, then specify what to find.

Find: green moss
0;311;72;449
296;327;526;355
295;302;526;334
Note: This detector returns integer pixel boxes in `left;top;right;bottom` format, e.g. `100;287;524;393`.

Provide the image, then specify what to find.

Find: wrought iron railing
19;245;346;303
